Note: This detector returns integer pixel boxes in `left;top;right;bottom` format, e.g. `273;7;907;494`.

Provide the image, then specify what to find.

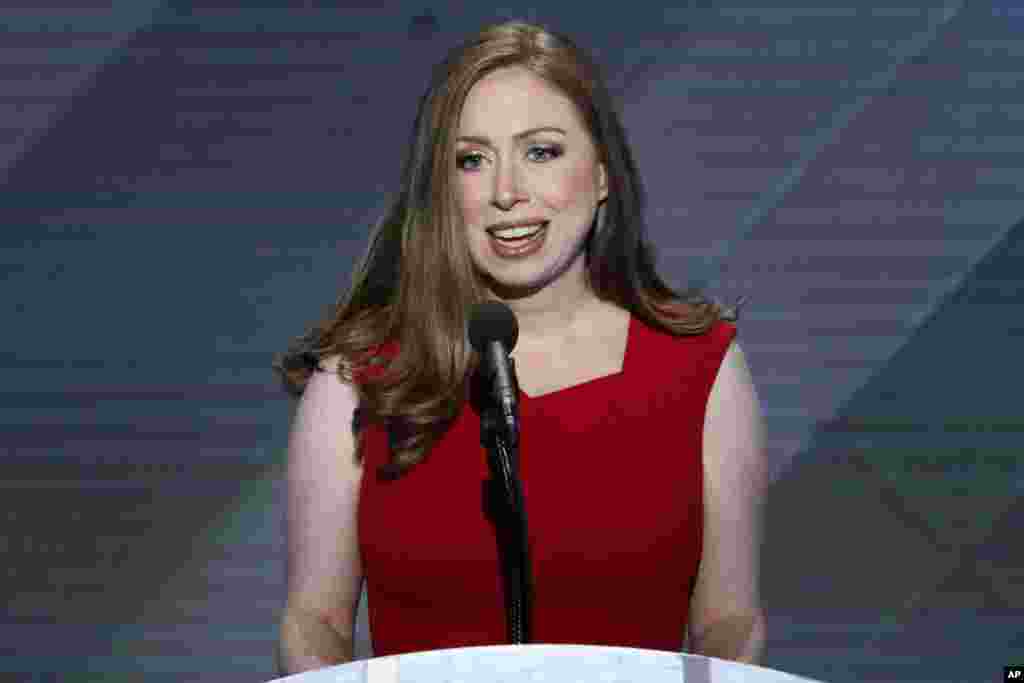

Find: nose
491;158;528;210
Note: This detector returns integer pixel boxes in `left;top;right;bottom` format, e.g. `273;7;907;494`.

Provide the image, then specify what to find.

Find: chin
476;268;552;299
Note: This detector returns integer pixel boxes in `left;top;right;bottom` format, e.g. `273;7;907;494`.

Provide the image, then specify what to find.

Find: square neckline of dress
517;311;635;401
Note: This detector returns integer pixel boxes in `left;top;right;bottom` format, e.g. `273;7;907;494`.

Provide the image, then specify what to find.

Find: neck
488;261;603;343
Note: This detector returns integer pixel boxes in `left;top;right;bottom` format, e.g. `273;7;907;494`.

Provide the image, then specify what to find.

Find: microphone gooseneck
468;300;531;644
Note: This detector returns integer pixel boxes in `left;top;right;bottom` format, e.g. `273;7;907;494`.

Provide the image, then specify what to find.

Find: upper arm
284;355;364;637
689;341;768;642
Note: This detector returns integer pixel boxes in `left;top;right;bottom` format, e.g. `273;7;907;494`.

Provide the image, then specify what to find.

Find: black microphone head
468;301;519;353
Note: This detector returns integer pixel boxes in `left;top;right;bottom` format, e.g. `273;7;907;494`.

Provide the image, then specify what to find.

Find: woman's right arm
278;356;365;674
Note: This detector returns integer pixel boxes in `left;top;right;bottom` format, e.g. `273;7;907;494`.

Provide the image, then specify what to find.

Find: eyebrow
456;126;567;146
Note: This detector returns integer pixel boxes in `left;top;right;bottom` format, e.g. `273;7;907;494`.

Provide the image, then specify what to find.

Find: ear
597;162;609;202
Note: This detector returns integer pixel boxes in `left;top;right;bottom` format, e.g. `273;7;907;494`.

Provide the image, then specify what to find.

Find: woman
274;19;766;674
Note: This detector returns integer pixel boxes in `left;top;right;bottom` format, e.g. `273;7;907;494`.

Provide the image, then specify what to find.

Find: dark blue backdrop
2;3;1021;682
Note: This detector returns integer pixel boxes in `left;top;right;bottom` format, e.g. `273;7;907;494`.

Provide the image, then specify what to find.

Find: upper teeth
493;222;545;239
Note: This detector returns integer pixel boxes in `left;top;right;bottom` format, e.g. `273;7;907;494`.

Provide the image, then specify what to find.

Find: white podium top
270;644;825;683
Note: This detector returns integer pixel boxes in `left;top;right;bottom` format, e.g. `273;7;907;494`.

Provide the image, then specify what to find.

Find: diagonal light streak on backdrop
706;1;965;285
0;1;166;185
715;0;1024;484
699;0;1020;662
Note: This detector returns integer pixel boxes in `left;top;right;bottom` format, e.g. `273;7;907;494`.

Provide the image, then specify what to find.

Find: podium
269;644;826;682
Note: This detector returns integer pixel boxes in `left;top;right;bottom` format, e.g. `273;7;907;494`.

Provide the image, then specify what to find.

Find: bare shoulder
718;340;752;385
290;354;361;472
705;340;764;473
305;354;356;403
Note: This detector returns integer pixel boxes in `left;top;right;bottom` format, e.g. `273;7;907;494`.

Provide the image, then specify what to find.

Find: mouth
486;220;549;243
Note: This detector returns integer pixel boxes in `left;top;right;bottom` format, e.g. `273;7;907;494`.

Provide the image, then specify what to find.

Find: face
454;66;608;295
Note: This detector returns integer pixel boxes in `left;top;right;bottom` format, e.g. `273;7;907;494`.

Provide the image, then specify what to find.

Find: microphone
468;301;520;448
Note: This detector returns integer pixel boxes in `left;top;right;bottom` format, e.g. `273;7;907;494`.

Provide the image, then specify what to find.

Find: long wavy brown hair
274;20;728;479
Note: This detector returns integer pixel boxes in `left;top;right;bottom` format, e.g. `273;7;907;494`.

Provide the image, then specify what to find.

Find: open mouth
487;221;549;257
488;221;548;243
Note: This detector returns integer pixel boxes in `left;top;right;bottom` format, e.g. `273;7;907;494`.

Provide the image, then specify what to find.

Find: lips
486;221;548;258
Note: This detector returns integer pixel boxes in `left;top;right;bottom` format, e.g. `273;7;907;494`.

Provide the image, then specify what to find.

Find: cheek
541;163;600;210
455;177;488;224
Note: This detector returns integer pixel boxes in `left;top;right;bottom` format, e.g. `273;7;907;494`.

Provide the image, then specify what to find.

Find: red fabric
356;315;737;655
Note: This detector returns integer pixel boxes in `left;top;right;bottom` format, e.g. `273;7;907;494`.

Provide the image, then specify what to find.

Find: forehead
458;66;583;135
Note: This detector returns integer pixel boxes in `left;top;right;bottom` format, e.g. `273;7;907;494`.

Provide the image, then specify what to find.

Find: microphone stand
479;382;532;645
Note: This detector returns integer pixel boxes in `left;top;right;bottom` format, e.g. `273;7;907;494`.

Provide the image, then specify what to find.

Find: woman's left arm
686;341;769;663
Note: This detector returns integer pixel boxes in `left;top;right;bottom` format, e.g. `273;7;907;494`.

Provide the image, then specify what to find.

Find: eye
456;152;485;171
527;145;562;162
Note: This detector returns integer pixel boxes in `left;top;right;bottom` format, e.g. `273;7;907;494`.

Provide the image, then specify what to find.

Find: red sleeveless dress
356;314;737;656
